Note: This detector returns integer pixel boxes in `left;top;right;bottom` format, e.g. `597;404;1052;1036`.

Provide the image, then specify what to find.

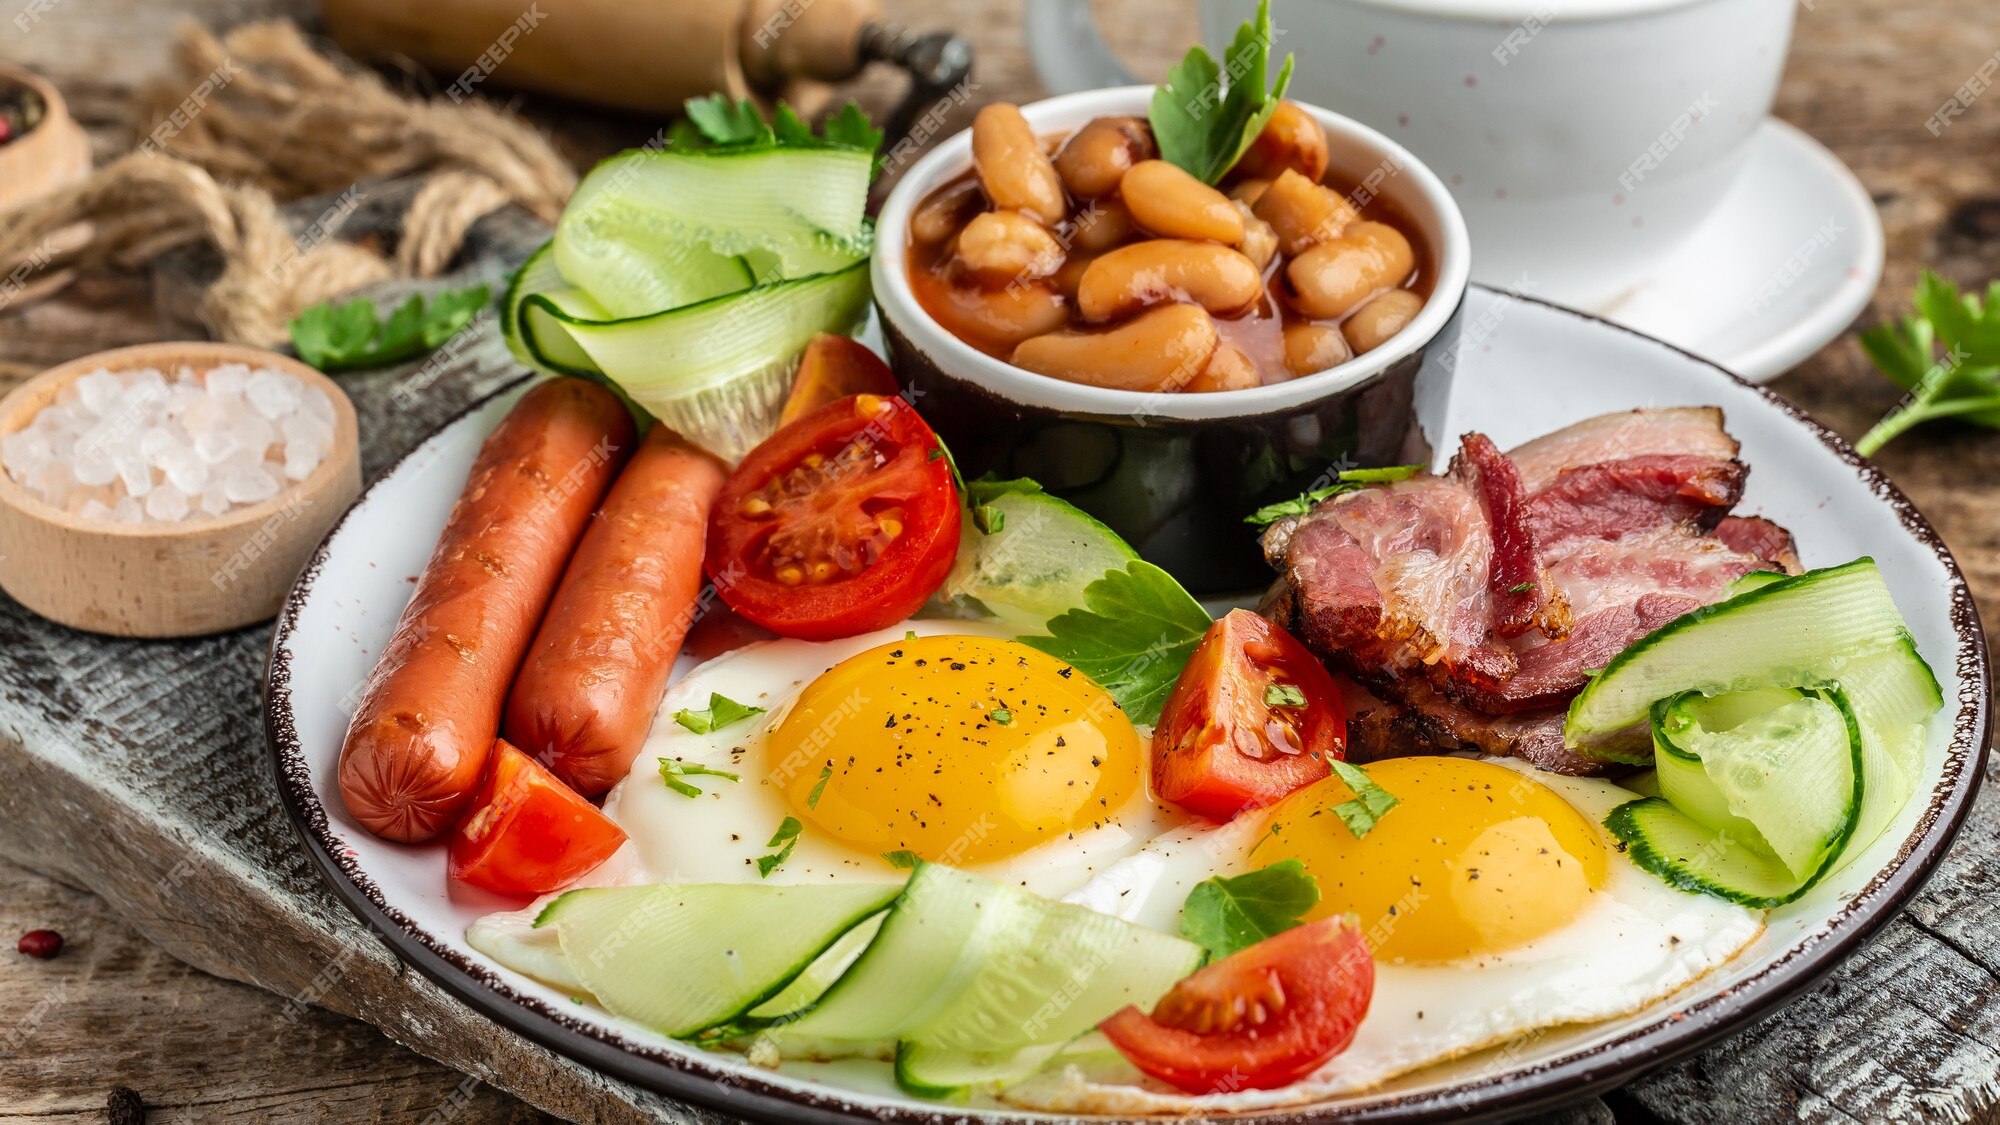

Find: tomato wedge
1154;609;1346;820
1100;916;1374;1094
779;334;900;426
709;394;961;640
449;739;626;896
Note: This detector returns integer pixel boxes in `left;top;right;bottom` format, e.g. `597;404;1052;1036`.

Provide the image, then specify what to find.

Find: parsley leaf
673;692;766;734
1244;465;1424;527
757;817;803;877
672;95;883;163
989;708;1014;725
881;849;921;870
1854;270;2000;456
658;759;740;798
807;763;833;809
1021;561;1212;726
1265;683;1307;708
289;284;490;371
1149;0;1296;184
1179;859;1320;961
1329;760;1399;838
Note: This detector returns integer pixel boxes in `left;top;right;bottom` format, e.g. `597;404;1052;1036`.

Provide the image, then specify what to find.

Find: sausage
502;425;726;796
337;377;635;842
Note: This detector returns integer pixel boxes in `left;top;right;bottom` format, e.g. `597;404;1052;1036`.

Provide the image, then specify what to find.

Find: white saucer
1563;119;1883;384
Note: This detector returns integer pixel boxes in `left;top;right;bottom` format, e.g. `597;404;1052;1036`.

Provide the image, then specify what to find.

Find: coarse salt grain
2;364;331;525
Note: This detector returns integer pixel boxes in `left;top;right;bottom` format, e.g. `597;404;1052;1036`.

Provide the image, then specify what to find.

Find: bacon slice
1508;406;1740;493
1456;432;1570;641
1260;406;1788;774
1524;455;1746;544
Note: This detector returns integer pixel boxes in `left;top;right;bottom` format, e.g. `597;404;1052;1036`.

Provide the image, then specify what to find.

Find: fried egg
471;619;1188;988
1001;755;1764;1114
600;618;1184;895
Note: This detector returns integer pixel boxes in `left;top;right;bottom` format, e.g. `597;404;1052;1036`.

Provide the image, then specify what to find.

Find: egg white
471;617;1187;988
1000;757;1766;1115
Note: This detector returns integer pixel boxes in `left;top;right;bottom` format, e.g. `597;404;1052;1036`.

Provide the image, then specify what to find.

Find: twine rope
0;20;577;348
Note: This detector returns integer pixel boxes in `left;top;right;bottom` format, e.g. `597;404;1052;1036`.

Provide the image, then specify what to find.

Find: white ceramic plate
267;287;1987;1123
1571;119;1885;384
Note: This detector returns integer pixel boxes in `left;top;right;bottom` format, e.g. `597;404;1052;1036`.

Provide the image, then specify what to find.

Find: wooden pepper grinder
319;0;971;142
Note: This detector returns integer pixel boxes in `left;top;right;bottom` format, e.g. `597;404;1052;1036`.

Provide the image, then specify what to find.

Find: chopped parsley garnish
881;849;921;870
657;759;740;798
1179;859;1320;961
1508;581;1534;594
1329;760;1399;838
1148;0;1295;185
757;817;803;877
807;763;833;809
989;708;1014;725
1244;466;1424;527
1265;683;1307;708
673;692;765;734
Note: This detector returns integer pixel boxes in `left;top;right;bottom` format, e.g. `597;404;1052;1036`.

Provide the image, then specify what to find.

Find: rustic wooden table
2;1;1997;1122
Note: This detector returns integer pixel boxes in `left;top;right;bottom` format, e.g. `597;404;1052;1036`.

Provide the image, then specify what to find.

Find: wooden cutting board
0;184;1995;1125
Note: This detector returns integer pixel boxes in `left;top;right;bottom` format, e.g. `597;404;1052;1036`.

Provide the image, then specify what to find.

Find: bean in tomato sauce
907;101;1434;393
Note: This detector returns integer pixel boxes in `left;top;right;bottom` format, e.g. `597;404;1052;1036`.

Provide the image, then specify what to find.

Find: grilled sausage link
503;425;726;796
337;377;635;842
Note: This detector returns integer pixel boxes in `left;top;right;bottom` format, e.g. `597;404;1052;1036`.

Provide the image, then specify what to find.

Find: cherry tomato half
1100;916;1375;1094
449;740;626;897
779;334;900;427
708;394;961;640
1154;609;1346;821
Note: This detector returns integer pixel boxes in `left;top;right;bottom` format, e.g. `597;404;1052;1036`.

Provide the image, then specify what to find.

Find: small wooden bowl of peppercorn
0;64;91;211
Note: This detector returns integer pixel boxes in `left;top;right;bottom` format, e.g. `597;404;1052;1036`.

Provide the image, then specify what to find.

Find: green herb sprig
1148;0;1296;185
1329;760;1399;838
1854;271;2000;456
673;692;766;735
1244;465;1424;527
1179;859;1320;961
671;96;884;168
1021;561;1212;726
658;759;740;798
289;285;491;371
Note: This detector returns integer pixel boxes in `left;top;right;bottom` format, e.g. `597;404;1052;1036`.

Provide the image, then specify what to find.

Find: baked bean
1053;251;1097;301
1229;178;1271;206
1054;116;1157;199
1076;240;1262;322
1342;288;1426;354
955;210;1064;284
1184;342;1260;392
925;280;1070;351
1235;202;1278;271
912;180;982;245
972;104;1066;227
1121;160;1245;245
1285;221;1415;319
1011;304;1219;392
1070;196;1136;253
1254;169;1357;257
1233;101;1330;182
1283;321;1352;376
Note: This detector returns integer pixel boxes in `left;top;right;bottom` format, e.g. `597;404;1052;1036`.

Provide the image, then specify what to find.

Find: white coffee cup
1025;0;1794;308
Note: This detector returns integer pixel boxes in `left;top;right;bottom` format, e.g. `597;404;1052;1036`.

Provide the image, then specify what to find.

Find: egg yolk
1253;757;1608;964
766;634;1141;864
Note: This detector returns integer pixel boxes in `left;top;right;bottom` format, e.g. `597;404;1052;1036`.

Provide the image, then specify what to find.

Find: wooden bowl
0;64;91;210
0;343;362;638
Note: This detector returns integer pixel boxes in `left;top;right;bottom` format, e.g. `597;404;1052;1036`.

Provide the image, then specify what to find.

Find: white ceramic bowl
871;87;1471;589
